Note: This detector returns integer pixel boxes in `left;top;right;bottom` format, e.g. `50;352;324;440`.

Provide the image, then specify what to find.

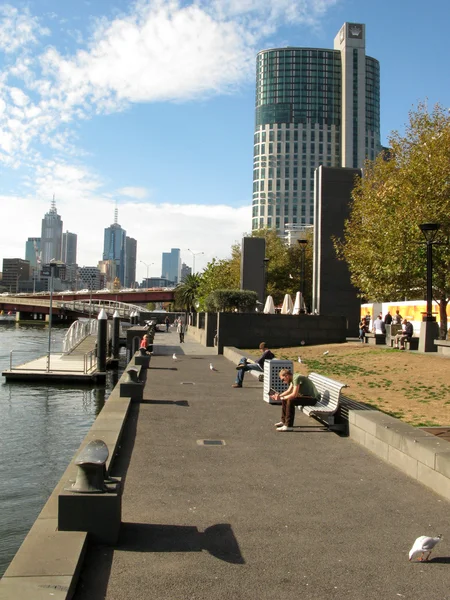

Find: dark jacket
257;349;275;368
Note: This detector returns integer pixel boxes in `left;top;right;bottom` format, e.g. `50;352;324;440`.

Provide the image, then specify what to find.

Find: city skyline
0;0;449;281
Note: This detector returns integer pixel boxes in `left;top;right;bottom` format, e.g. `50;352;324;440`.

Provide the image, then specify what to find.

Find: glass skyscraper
41;199;63;264
161;248;181;284
252;22;380;232
103;209;127;285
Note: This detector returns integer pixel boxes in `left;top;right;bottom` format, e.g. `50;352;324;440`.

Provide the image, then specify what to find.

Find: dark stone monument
240;237;266;303
312;166;362;336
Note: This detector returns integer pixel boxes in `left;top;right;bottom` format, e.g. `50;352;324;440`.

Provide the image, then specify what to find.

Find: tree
196;245;240;309
174;273;202;312
337;102;450;338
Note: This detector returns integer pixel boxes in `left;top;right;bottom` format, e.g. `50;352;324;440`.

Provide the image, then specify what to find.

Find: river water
0;322;123;577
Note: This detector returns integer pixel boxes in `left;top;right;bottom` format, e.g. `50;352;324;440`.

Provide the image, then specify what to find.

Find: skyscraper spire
114;205;118;225
50;194;57;213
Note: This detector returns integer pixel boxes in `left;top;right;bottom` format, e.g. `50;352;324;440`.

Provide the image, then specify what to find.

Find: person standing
384;311;393;325
165;315;170;332
270;369;319;432
393;310;403;325
177;319;185;343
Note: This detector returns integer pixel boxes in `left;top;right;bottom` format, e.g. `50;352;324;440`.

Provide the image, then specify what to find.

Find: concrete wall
313;166;362;336
349;410;450;502
216;312;347;353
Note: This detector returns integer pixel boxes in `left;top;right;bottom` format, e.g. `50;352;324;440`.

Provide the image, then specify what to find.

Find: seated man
393;318;413;350
232;342;274;388
270;368;319;432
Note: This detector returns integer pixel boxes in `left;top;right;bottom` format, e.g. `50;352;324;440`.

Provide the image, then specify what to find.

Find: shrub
204;289;258;312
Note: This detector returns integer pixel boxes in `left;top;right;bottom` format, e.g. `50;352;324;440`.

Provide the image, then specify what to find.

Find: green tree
337;102;450;338
174;273;202;312
196;245;240;309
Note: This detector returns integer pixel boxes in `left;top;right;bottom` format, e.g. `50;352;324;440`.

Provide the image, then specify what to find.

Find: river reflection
0;323;124;576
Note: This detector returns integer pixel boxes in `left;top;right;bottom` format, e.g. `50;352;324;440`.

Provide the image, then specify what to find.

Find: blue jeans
235;358;263;385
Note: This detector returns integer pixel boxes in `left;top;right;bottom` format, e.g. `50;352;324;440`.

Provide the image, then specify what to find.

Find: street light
140;260;154;288
187;249;204;275
298;239;308;311
418;223;441;352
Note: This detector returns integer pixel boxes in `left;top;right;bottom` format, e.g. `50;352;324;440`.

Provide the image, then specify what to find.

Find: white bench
299;372;347;427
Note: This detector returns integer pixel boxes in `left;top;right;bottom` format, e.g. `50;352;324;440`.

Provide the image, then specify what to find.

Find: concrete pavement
73;330;450;600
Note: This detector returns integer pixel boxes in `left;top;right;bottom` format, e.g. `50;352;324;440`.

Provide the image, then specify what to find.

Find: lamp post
187;249;204;275
418;223;440;352
298;239;308;310
140;260;153;288
47;260;57;372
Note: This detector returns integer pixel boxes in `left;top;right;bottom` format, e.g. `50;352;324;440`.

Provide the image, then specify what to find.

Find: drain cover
197;439;226;446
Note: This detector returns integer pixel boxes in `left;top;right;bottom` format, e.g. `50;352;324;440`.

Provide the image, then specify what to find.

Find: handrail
62;319;98;354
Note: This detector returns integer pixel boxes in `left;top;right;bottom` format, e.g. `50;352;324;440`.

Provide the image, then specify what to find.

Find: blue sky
1;0;449;282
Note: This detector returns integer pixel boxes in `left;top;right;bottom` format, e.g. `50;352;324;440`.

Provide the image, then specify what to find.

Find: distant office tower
161;248;181;284
98;259;117;289
41;197;63;263
252;22;380;231
78;266;101;290
25;237;41;269
125;236;137;288
180;262;192;282
61;231;77;265
2;258;30;292
103;208;126;285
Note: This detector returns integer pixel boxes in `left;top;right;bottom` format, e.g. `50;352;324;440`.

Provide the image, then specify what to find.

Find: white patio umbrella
293;291;306;315
263;295;275;314
280;294;294;315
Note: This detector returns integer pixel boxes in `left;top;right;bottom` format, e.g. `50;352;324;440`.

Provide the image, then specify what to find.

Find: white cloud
117;186;149;200
0;0;339;164
0;4;49;54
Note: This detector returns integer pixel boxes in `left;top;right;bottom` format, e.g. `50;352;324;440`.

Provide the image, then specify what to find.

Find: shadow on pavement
140;399;190;406
118;522;245;564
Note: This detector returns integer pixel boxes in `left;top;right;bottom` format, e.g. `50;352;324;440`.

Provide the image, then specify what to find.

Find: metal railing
83;348;97;374
8;349;98;373
62;319;98;354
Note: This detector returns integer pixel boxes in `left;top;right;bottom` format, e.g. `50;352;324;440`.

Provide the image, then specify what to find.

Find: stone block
134;354;150;368
4;519;87;578
364;433;389;461
347;409;356;425
417;462;450;502
0;575;74;600
435;451;450;479
375;421;428;449
120;381;143;401
348;424;366;446
353;410;394;437
399;435;447;469
58;478;122;544
388;446;418;479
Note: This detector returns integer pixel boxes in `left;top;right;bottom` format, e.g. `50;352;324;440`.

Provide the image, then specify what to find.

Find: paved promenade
74;330;450;600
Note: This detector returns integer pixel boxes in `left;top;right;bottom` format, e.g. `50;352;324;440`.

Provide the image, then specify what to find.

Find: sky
1;0;449;283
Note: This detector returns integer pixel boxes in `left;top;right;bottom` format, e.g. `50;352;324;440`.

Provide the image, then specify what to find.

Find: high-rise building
103;208;126;285
25;237;41;269
61;231;77;265
41;197;63;263
78;266;101;290
161;248;181;284
252;22;380;232
2;259;30;292
180;262;192;282
125;236;137;288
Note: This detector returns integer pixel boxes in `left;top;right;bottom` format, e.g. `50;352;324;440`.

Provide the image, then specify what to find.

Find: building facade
25;237;41;269
103;209;126;285
180;262;192;282
2;259;31;292
61;231;77;265
125;236;137;288
161;248;181;284
41;199;63;264
252;22;380;232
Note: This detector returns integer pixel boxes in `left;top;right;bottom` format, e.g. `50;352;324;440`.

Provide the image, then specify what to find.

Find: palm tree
175;274;202;312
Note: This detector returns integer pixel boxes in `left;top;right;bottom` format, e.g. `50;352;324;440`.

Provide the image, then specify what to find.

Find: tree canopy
337;102;450;337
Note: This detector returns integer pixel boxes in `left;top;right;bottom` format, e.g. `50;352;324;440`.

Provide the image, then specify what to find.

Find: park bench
299;372;347;427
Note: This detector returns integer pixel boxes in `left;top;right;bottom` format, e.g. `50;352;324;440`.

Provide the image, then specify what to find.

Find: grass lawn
245;341;450;427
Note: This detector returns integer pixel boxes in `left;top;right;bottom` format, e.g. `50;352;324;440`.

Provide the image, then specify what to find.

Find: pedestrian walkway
73;331;450;600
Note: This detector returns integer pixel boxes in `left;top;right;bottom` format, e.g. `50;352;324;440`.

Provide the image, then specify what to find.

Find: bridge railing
58;299;146;318
62;319;98;354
